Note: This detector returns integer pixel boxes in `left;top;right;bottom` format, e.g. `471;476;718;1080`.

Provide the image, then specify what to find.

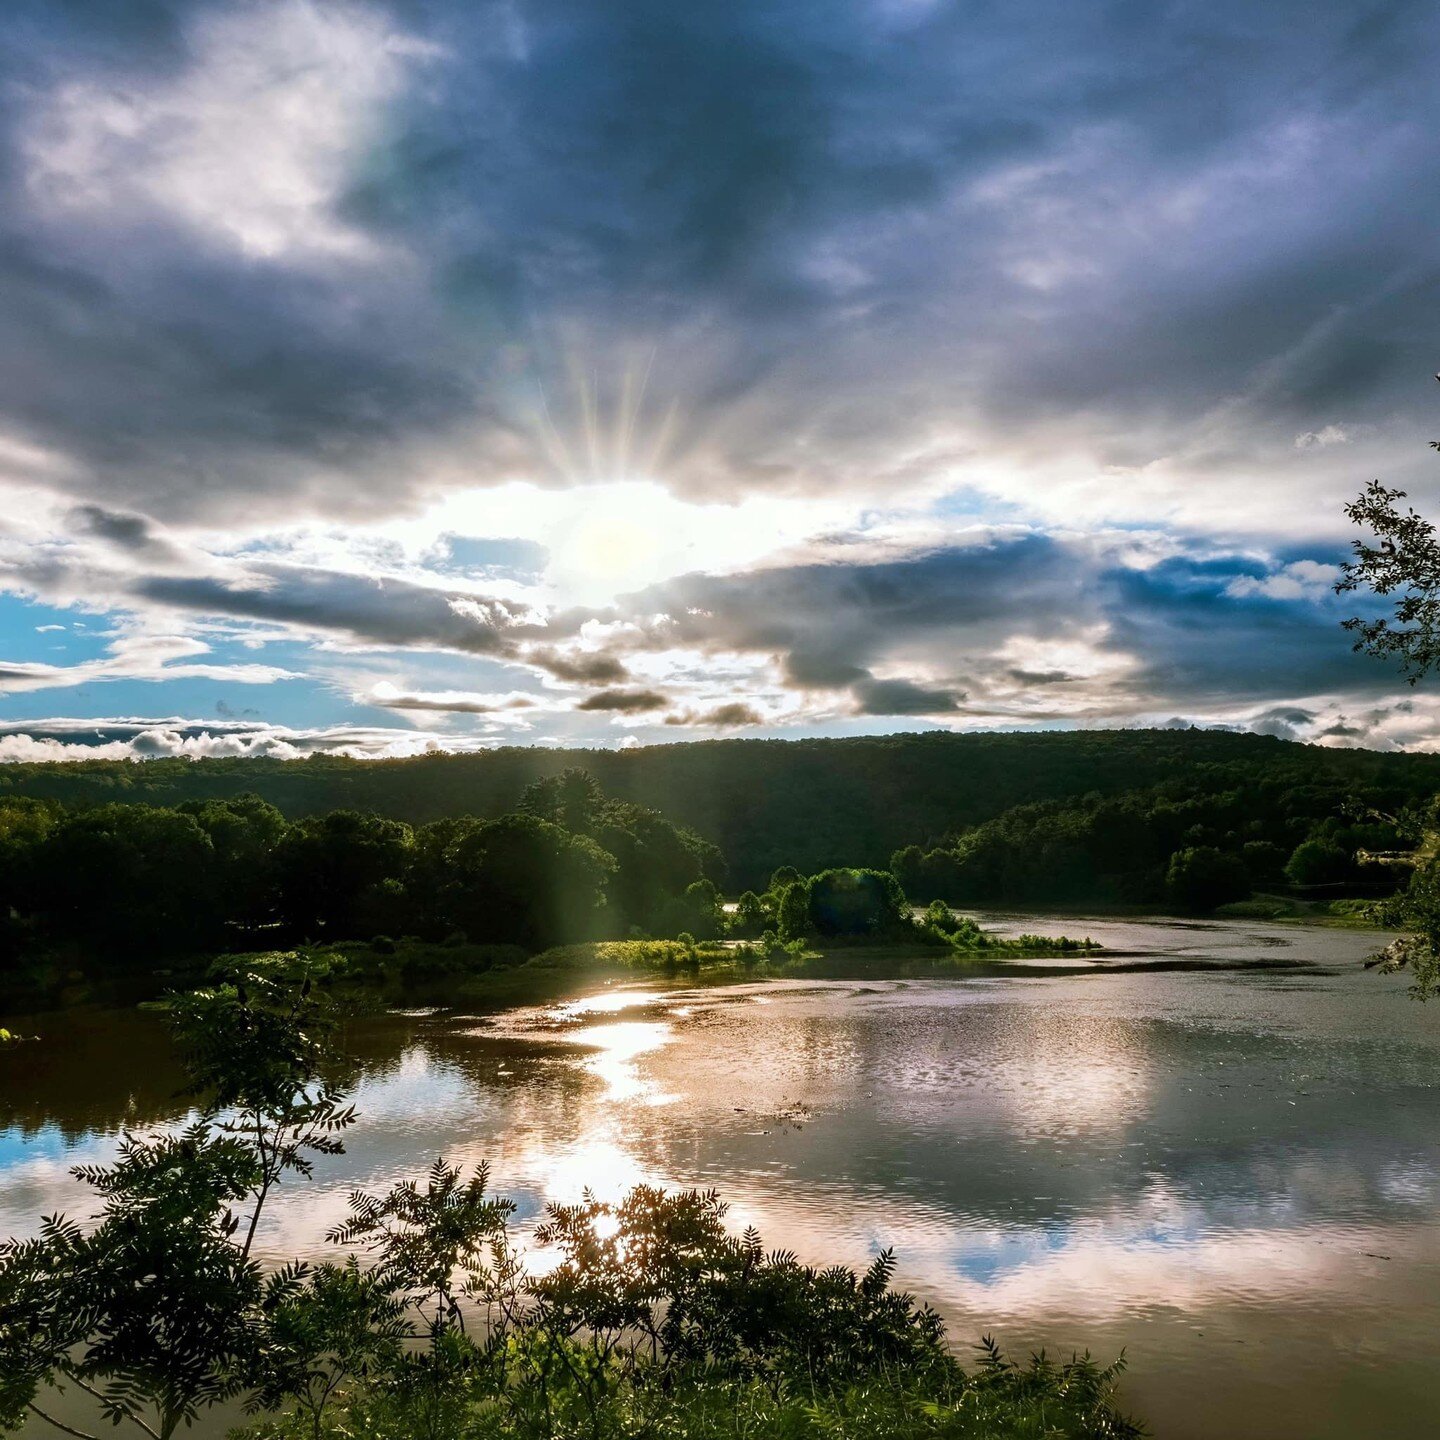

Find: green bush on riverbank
317;927;1102;1010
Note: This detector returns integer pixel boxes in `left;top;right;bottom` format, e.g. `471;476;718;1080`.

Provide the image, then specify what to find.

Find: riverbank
1;925;1104;1017
1214;894;1382;927
339;932;1106;1009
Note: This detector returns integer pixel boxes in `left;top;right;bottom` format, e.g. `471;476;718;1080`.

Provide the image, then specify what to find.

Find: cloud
1225;559;1338;601
136;565;530;657
0;716;490;763
852;677;963;716
574;688;670;714
21;1;430;264
0;629;294;694
1;2;1439;750
0;0;1434;538
591;526;1396;725
1294;424;1358;449
664;701;765;728
363;681;536;714
524;646;631;684
1248;705;1318;740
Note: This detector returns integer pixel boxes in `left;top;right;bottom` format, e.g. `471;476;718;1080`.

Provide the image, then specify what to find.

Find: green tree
1165;846;1250;912
444;814;616;949
806;868;911;937
273;812;413;939
164;954;356;1261
517;766;605;833
31;804;217;955
0;955;351;1440
1339;451;1440;996
773;877;811;942
1284;836;1352;887
0;1127;264;1440
1338;477;1440;681
177;794;287;930
728;890;767;937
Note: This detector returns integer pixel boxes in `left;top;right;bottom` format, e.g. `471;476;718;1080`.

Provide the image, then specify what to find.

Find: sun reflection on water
563;1019;675;1103
552;988;669;1019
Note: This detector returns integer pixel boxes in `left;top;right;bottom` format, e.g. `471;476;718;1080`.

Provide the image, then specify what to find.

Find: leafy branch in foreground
0;955;352;1440
1339;445;1440;997
1338;476;1440;682
163;952;357;1260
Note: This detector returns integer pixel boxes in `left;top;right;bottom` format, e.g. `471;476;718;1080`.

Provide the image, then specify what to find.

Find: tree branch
61;1374;161;1440
26;1403;100;1440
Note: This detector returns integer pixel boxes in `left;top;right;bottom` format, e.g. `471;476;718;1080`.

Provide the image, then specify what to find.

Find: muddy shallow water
4;916;1438;1438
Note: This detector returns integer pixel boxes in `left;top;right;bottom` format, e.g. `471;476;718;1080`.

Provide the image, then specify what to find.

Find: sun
558;513;662;584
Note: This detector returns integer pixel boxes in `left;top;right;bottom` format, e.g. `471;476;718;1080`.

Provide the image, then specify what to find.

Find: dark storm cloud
525;646;631;684
3;0;1440;517
574;688;669;713
1100;554;1383;704
664;701;764;728
610;531;1391;717
852;678;963;717
138;565;526;656
69;505;156;551
625;533;1086;668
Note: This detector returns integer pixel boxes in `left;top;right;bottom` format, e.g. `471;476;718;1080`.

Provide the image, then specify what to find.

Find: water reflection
564;1020;675;1103
3;919;1439;1439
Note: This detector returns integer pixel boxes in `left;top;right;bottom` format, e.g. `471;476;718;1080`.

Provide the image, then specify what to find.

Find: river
3;915;1438;1438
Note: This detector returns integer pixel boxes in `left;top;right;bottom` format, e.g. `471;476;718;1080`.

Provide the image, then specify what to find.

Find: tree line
0;770;722;983
1;745;1415;1002
890;771;1412;911
3;728;1438;889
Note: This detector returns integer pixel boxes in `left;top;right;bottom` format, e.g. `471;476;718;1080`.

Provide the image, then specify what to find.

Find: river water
3;916;1438;1438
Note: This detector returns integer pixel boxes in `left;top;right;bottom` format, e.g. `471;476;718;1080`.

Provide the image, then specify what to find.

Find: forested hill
5;729;1440;889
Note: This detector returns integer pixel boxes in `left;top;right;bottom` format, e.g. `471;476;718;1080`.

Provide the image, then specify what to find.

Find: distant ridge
4;728;1438;889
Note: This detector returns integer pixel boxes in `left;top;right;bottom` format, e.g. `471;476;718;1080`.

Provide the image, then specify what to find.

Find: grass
1214;893;1386;928
436;930;1107;1007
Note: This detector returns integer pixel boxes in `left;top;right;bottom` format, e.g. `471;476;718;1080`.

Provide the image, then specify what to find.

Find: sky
1;0;1439;761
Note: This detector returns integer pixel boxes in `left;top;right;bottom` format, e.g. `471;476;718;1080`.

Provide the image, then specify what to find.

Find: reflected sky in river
3;917;1438;1439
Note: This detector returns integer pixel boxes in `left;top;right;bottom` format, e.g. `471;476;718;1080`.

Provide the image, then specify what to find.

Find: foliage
1370;843;1440;1000
0;774;729;1001
892;772;1411;911
729;888;769;937
1;729;1435;891
1283;836;1352;887
0;1127;264;1440
163;953;357;1259
1165;846;1251;912
806;868;912;937
1338;477;1440;682
0;956;352;1440
328;1162;515;1339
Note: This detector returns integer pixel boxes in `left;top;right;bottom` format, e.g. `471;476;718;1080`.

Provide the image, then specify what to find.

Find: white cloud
1225;559;1339;601
23;0;436;263
0;717;498;764
1295;424;1356;449
0;627;294;695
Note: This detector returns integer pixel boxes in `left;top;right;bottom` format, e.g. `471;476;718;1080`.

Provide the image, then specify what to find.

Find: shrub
1165;846;1251;911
